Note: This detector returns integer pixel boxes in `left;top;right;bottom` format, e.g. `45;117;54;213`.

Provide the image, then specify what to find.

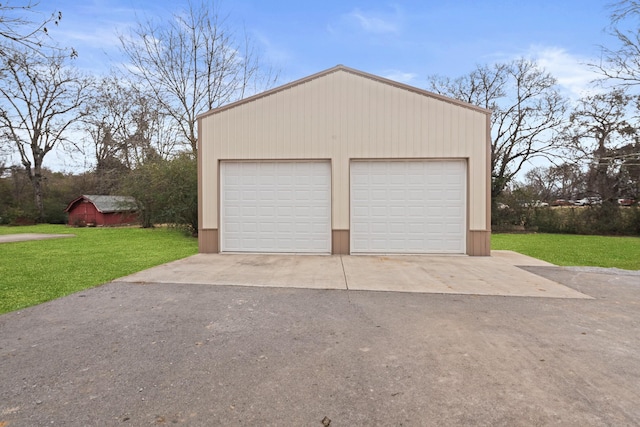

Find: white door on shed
350;160;466;254
220;161;331;253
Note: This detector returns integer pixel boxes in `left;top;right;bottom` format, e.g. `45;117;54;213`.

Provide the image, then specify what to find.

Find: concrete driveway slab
119;253;347;290
119;251;591;299
342;252;588;298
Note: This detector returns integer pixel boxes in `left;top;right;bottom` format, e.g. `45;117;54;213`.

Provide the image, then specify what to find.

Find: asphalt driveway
1;258;639;426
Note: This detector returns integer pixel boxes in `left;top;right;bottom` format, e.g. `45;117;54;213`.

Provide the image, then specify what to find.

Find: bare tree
0;49;91;220
524;164;586;201
0;1;67;57
428;58;567;199
119;0;275;154
567;88;637;202
593;0;640;85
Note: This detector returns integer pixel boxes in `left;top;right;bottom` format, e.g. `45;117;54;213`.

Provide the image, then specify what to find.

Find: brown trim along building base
467;230;491;256
332;230;350;254
199;229;218;253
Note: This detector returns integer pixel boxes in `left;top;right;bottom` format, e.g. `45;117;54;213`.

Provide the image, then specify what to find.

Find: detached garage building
198;65;491;255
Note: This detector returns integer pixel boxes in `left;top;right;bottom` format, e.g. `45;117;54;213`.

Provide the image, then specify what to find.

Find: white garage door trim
350;160;466;254
220;161;331;253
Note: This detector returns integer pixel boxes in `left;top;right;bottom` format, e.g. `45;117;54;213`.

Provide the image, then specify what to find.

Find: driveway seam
340;255;349;290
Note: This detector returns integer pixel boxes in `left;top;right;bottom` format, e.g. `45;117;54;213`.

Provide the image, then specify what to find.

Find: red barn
64;195;138;227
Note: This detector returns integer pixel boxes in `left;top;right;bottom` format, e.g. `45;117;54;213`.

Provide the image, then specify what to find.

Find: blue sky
48;0;615;98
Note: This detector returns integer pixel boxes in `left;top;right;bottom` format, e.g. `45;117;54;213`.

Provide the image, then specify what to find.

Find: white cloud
382;70;417;85
348;8;399;34
329;6;403;36
253;31;292;66
525;45;601;99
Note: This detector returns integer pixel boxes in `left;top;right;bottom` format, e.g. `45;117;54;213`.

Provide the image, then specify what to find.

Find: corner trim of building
467;230;491;256
199;229;219;253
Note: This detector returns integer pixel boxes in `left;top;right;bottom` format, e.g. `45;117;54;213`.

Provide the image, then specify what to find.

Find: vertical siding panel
415;94;424;157
426;98;435;157
345;74;355;161
309;80;316;158
434;99;442;156
368;79;377;157
290;85;298;158
252;102;259;152
354;75;363;157
381;85;389;157
451;105;460;157
292;83;302;158
261;94;270;156
407;93;415;157
340;74;348;157
390;86;399;158
339;70;349;224
328;73;337;155
243;104;250;156
442;104;452;158
309;80;318;158
203;116;217;227
302;81;311;157
362;80;372;158
400;91;409;157
303;81;310;158
416;98;423;155
460;108;468;156
275;92;282;157
229;107;238;158
272;91;280;157
376;82;385;157
320;77;328;157
286;89;294;157
271;93;279;156
351;76;360;158
222;112;230;158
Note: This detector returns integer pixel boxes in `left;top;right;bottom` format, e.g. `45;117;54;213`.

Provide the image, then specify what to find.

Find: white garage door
351;160;466;254
221;161;331;253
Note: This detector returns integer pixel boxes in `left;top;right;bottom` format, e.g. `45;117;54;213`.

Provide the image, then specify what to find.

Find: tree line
0;1;274;232
1;1;639;235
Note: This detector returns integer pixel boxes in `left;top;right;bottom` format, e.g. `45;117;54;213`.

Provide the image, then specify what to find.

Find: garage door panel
351;160;466;254
221;161;331;253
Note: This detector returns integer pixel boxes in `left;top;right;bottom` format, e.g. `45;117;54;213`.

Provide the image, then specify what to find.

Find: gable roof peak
197;65;490;119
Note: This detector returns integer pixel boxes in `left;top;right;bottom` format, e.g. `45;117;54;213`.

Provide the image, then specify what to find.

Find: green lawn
492;233;640;270
0;225;197;314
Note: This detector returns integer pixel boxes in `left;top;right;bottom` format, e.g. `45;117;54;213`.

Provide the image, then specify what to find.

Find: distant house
64;195;138;227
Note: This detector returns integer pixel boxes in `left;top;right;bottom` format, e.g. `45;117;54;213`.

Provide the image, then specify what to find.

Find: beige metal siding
200;67;489;239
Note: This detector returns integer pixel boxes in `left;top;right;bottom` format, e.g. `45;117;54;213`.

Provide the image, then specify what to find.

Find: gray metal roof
81;195;137;213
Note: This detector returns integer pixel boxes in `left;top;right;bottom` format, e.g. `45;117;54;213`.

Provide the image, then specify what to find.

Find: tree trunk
28;151;46;222
32;173;45;222
595;136;613;203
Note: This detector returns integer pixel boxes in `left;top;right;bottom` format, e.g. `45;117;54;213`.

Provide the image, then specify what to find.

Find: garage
220;161;331;253
198;65;491;255
351;160;466;254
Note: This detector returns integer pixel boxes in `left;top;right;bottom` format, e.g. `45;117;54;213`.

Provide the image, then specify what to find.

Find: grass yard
492;233;640;270
0;225;198;314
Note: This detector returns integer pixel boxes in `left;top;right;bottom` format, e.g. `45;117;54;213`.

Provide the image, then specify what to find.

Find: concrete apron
118;250;591;299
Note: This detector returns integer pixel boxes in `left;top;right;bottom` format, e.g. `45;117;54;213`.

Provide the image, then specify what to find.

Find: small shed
197;65;491;255
64;195;138;226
